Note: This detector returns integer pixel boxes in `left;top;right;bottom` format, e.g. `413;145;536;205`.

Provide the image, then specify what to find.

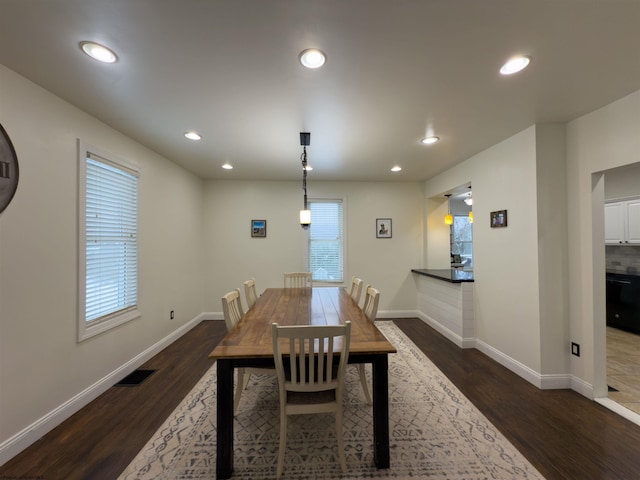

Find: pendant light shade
444;194;453;225
300;209;311;227
299;132;311;229
469;211;473;223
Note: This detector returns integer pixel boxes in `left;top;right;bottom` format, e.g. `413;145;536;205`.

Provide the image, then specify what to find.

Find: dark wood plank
0;320;226;480
392;318;640;480
3;318;640;479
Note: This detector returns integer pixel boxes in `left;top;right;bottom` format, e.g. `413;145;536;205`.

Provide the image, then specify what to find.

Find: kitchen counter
411;268;474;283
606;269;639;278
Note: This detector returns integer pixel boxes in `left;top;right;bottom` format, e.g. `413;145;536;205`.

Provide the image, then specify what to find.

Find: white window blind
309;200;344;282
84;153;138;324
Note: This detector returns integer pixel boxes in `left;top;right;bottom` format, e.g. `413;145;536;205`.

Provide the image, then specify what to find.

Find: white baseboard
416;313;576;391
570;374;594;398
0;314;205;466
416;311;467;348
377;309;419;319
474;338;545;388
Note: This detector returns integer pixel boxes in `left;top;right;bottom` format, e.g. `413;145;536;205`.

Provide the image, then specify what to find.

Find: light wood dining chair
221;288;274;413
271;321;351;479
243;277;258;310
355;285;381;405
283;271;313;288
362;285;381;323
348;276;363;305
221;288;244;332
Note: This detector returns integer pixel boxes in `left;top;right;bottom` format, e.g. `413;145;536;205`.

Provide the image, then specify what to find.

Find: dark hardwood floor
0;321;226;480
2;318;640;479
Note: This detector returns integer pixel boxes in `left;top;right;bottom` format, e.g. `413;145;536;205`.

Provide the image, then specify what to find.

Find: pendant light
299;132;311;229
469;211;474;223
444;194;453;225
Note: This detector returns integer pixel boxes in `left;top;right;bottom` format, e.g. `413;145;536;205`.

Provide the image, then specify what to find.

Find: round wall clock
0;123;19;214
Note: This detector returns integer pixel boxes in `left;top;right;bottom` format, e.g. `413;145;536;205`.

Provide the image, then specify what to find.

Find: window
78;143;140;341
308;199;344;283
452;215;473;268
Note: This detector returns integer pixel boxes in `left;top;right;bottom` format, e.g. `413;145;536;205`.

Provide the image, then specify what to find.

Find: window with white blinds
78;144;140;341
308;200;344;283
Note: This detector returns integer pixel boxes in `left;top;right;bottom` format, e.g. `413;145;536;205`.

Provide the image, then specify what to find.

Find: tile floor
607;326;640;415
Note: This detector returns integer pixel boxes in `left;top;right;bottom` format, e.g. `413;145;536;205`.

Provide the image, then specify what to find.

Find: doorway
598;163;640;420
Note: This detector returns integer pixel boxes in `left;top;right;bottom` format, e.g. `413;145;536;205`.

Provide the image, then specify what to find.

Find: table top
209;287;396;360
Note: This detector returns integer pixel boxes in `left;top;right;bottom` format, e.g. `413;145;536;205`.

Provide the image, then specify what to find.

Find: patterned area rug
118;322;545;479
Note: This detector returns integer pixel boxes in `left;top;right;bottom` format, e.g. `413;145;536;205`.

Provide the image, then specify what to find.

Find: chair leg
335;407;347;473
277;411;287;479
357;364;372;404
234;368;245;413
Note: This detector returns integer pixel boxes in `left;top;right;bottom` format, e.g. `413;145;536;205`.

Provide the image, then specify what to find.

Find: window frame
77;141;141;341
307;197;346;284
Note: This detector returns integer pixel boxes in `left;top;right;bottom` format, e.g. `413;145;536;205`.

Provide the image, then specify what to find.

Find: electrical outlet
170;310;175;320
571;342;580;357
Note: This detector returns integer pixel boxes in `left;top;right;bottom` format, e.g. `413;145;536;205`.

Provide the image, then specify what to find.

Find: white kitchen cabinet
628;199;640;243
605;198;640;245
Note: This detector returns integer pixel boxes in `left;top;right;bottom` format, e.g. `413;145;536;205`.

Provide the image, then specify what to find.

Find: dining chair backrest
283;272;313;288
348;276;363;304
271;321;351;477
362;285;380;322
221;288;244;332
272;321;351;395
243;277;258;310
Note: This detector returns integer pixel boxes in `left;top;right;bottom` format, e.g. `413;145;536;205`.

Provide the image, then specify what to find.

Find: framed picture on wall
490;210;508;228
376;218;392;238
251;219;267;237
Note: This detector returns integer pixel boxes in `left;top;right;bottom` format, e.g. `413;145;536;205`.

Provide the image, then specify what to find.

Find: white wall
203;180;424;315
0;65;205;460
535;124;569;376
423;127;545;374
566;89;640;398
604;162;640;200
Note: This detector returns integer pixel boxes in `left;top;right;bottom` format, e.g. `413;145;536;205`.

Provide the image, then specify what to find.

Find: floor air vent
115;369;157;387
608;385;619;392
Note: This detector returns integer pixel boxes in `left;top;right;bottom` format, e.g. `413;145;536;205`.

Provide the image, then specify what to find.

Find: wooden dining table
208;286;396;479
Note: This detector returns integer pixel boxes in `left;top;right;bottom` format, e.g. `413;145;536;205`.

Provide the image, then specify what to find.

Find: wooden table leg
371;354;390;468
217;359;233;479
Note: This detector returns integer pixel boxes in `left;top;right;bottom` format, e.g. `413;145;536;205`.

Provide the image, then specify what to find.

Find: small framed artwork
376;218;392;238
251;219;267;237
490;210;508;228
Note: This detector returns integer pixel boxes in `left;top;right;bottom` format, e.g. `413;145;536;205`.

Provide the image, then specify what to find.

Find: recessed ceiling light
299;49;326;69
391;166;402;172
421;136;440;145
222;163;233;170
500;55;531;75
184;131;202;141
80;41;118;63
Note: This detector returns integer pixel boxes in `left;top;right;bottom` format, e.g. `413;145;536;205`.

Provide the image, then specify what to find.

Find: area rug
118;322;545;479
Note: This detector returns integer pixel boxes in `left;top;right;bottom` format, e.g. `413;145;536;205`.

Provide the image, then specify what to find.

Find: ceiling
1;0;639;182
